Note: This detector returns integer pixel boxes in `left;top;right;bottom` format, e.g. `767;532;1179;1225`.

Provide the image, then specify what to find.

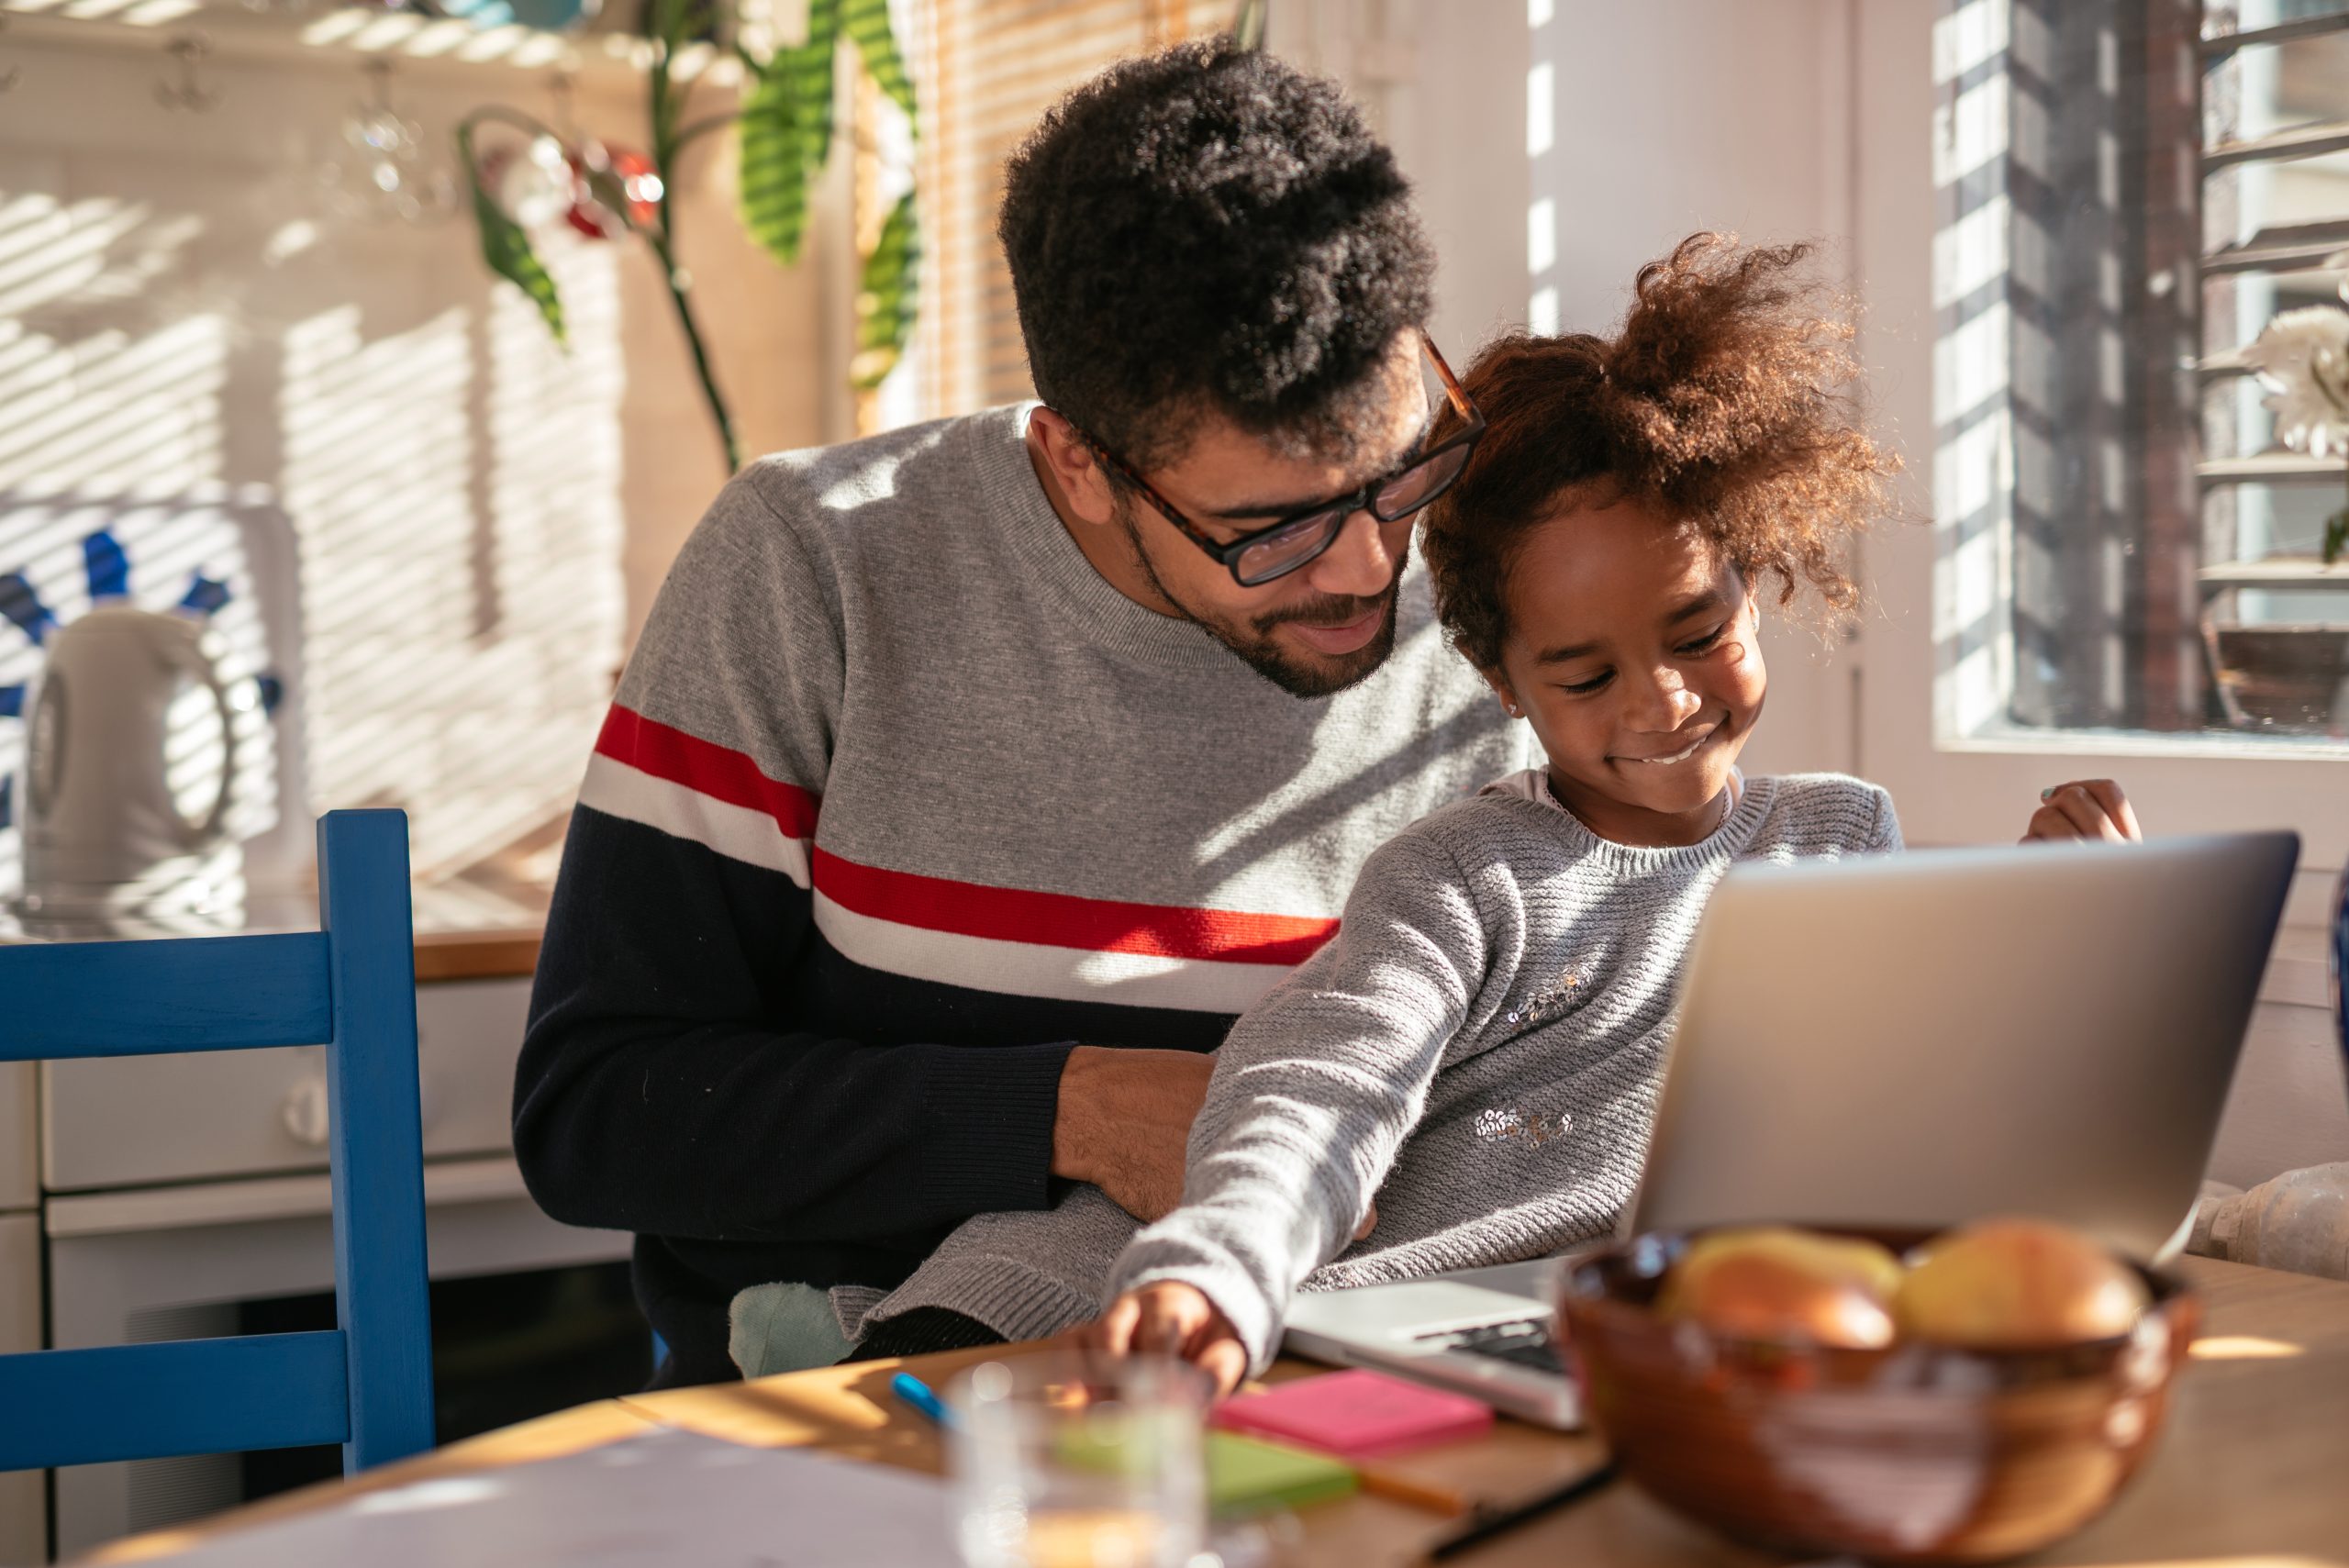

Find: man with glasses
516;39;1527;1385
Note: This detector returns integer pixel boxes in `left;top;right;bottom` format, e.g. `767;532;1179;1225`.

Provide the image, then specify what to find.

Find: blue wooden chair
0;809;435;1476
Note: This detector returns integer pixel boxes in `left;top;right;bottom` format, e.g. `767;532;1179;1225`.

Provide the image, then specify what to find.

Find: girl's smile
1481;495;1765;848
1612;722;1721;765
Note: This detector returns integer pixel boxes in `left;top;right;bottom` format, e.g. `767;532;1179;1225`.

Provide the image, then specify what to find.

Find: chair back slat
0;932;331;1058
318;812;436;1468
0;809;436;1481
0;1332;351;1472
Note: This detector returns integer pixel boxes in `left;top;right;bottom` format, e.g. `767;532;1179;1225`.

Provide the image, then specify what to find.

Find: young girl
843;234;2140;1388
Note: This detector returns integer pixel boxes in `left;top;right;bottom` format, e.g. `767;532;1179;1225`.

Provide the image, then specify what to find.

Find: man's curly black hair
1000;39;1435;471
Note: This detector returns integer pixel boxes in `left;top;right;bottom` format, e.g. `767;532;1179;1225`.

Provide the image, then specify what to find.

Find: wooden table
91;1257;2349;1566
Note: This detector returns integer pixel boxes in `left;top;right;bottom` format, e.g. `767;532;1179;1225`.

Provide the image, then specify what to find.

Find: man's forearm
515;1010;1074;1240
1046;1044;1217;1221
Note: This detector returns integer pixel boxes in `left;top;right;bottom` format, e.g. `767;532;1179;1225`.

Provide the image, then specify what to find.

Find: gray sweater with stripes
855;769;1901;1370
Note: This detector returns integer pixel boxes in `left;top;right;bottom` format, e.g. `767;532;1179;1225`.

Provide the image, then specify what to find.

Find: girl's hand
1080;1282;1249;1396
2021;779;2143;844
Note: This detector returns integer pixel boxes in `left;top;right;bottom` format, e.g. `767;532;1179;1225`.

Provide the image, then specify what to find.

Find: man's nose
1303;509;1403;599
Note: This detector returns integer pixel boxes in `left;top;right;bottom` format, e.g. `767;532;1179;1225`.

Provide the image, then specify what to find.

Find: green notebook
1205;1430;1360;1518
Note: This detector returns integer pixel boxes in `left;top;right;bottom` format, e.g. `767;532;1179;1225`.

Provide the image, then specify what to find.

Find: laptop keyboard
1422;1317;1564;1374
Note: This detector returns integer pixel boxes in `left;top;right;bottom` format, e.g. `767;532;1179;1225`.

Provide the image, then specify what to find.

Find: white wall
1398;0;1858;781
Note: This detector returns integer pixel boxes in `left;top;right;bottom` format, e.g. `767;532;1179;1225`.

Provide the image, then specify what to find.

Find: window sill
1937;725;2349;765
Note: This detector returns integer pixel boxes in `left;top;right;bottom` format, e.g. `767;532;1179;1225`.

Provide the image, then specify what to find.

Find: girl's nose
1626;669;1703;731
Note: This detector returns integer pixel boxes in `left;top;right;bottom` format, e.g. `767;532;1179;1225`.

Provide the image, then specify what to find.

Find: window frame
1854;0;2349;875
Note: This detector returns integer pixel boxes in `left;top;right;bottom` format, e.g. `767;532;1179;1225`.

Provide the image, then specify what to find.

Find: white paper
144;1427;961;1567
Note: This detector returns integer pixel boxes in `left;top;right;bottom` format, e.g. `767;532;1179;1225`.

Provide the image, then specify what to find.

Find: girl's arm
1096;828;1493;1374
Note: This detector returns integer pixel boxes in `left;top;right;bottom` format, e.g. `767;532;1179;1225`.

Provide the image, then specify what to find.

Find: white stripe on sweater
810;894;1289;1013
578;752;813;889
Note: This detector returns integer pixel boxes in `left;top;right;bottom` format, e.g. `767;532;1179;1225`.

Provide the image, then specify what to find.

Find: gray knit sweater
855;769;1900;1371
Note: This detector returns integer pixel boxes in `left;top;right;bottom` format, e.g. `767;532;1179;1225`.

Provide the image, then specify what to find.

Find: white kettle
18;604;246;922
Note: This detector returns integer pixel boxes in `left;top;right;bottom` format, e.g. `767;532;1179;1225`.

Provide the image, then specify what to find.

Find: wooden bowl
1557;1228;2199;1564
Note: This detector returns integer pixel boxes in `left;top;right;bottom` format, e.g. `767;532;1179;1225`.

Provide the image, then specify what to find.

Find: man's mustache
1252;585;1397;636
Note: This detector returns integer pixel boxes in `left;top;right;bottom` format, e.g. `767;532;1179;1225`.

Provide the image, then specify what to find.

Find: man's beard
1118;495;1406;699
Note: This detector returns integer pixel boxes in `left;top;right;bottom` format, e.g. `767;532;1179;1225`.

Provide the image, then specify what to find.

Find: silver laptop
1281;831;2299;1428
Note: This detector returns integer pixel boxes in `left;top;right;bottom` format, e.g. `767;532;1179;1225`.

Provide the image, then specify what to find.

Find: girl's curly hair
1422;233;1896;671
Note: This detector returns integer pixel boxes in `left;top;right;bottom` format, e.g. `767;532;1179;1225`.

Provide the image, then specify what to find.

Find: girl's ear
1479;665;1523;719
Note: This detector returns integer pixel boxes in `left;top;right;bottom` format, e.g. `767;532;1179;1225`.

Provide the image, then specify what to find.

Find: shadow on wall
0;139;627;892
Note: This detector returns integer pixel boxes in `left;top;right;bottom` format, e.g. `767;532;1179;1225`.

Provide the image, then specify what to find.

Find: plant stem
651;233;740;473
644;0;739;475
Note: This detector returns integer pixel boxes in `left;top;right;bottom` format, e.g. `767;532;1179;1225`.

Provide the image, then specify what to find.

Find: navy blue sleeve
513;806;1076;1244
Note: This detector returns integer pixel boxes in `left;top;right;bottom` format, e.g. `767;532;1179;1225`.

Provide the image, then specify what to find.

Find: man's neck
1023;419;1184;618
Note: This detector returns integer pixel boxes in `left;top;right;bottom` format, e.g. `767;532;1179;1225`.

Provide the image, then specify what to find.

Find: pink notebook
1211;1368;1494;1460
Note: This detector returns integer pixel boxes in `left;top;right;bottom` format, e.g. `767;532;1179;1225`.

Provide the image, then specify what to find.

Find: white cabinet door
0;1065;32;1210
42;977;530;1192
0;1210;43;1566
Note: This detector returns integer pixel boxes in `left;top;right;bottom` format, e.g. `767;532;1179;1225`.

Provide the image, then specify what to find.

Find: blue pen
891;1371;955;1429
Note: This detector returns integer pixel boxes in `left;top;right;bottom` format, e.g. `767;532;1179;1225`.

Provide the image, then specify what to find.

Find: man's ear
1028;408;1119;526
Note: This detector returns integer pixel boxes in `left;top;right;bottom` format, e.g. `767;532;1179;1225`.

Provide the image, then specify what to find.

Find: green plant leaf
851;191;919;391
843;0;916;121
456;121;566;347
738;1;841;266
1231;0;1269;50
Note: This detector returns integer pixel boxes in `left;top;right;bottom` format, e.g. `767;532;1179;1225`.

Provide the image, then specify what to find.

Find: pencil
1353;1464;1470;1516
1423;1462;1617;1560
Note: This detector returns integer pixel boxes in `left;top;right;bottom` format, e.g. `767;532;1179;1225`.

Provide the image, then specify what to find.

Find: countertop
0;873;549;983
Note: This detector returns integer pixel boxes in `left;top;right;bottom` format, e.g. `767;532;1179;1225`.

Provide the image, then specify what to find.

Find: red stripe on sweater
808;847;1337;966
594;706;821;839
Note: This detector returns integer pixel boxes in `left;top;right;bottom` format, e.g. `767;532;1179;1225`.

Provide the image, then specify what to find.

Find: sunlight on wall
1523;5;1554;341
279;238;623;882
1524;60;1553;160
1931;0;2019;740
0;138;627;897
0;195;224;496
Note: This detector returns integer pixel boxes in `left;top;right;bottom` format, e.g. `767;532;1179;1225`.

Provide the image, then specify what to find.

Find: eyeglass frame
1054;330;1488;589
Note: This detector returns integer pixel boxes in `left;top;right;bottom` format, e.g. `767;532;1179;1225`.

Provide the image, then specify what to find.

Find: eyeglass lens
1370;439;1474;520
1231;440;1473;585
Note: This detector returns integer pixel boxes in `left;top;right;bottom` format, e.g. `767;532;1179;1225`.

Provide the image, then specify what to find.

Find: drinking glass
947;1351;1212;1568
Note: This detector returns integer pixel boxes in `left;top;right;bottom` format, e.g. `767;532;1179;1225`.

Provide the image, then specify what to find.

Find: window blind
907;0;1241;422
2196;3;2349;729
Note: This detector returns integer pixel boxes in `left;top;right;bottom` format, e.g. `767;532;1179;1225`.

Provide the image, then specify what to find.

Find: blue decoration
180;574;231;615
0;777;10;833
0;574;56;646
83;529;130;600
439;0;599;31
0;812;434;1475
2333;871;2348;1093
257;673;284;715
0;685;19;719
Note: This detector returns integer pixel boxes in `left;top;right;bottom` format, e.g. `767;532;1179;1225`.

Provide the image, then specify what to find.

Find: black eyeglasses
1061;331;1487;588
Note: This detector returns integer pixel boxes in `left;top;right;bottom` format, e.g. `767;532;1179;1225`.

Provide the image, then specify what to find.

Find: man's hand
2021;779;2143;844
1080;1281;1250;1396
1052;1046;1214;1222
